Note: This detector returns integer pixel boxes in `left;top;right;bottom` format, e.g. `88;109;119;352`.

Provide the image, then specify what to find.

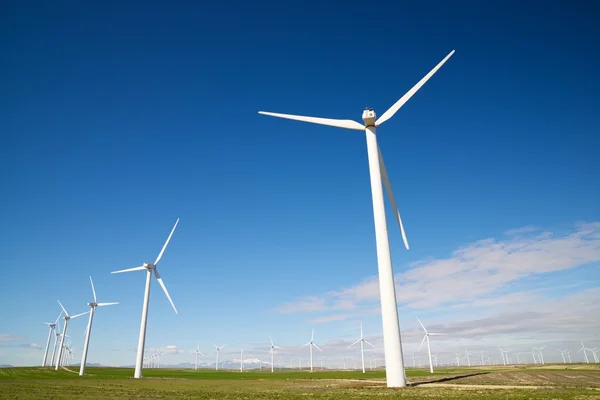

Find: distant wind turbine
349;321;375;373
42;312;62;367
579;341;590;363
55;301;88;370
79;276;119;376
213;343;226;370
111;218;180;379
464;349;473;367
192;341;204;370
258;49;456;388
268;336;280;373
416;318;445;373
301;328;322;372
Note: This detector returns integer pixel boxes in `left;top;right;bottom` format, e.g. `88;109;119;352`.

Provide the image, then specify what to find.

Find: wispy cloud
275;222;600;322
0;334;24;342
504;225;540;236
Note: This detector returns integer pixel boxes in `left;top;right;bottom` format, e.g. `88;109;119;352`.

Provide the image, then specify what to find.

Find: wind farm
2;1;599;399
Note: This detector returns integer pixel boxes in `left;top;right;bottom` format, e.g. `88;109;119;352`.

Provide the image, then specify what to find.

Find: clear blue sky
1;0;598;367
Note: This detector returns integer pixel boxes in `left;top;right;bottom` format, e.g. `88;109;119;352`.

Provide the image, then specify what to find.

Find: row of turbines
41;278;118;376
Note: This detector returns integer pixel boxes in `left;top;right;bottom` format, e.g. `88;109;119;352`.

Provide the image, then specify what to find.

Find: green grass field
1;364;598;399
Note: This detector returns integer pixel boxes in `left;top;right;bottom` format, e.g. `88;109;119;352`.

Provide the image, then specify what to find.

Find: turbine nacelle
362;108;376;127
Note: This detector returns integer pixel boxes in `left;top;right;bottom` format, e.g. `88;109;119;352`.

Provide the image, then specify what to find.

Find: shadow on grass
409;372;490;386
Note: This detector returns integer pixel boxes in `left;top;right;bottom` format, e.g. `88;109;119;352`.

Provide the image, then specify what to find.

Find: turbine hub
362;108;376;127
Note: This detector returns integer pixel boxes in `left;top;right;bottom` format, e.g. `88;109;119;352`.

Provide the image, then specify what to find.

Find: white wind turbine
416;317;445;373
533;345;545;364
42;311;62;367
55;301;89;370
79;276;119;376
259;50;455;387
50;318;62;367
192;341;204;370
464;348;473;367
301;328;322;372
240;348;244;372
589;348;599;363
111;218;180;379
557;348;569;364
349;321;375;373
579;341;590;363
213;343;226;370
268;336;280;373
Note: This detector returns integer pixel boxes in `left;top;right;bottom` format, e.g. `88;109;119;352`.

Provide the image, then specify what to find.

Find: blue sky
1;0;599;368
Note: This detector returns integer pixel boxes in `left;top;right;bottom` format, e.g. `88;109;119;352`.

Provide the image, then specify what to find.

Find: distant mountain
0;365;13;368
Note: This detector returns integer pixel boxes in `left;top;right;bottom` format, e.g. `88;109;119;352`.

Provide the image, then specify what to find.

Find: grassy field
0;364;598;399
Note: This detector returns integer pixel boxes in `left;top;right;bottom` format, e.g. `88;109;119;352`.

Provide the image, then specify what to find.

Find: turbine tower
213;343;226;370
192;341;204;370
579;341;590;363
349;321;375;373
268;336;280;373
55;301;88;370
111;218;180;379
258;50;455;387
301;328;322;372
416;317;445;374
79;276;119;376
42;312;62;367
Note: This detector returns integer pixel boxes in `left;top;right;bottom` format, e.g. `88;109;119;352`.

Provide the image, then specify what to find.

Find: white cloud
0;334;23;342
504;225;540;236
276;222;600;318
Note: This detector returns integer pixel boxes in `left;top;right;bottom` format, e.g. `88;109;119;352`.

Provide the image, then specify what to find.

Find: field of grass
0;364;598;399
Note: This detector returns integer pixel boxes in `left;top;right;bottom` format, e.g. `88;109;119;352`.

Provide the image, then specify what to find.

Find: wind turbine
213;343;226;370
42;311;62;367
240;348;244;372
111;218;180;379
349;321;375;373
579;341;590;363
268;336;280;373
557;349;568;364
589;348;599;363
55;301;88;370
79;276;119;376
533;345;545;364
258;50;455;387
301;328;322;372
192;341;204;370
566;350;572;363
464;349;473;367
50;318;62;367
416;317;445;373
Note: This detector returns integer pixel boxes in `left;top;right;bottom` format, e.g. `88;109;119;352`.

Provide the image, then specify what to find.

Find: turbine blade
213;343;218;349
417;334;427;351
416;317;427;334
57;300;69;317
379;145;409;250
364;340;376;348
89;276;97;303
70;311;90;319
111;266;147;274
349;339;360;348
97;302;119;307
313;343;323;352
154;218;180;265
154;269;178;314
258;111;364;131
270;336;274;347
54;311;63;324
311;328;314;342
375;50;455;126
300;342;310;348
